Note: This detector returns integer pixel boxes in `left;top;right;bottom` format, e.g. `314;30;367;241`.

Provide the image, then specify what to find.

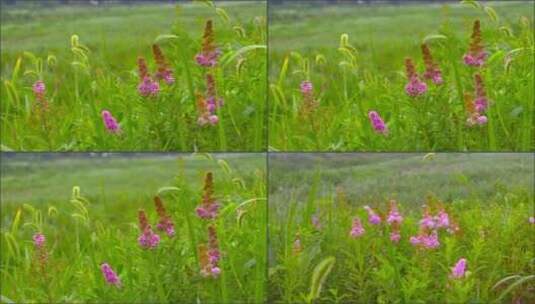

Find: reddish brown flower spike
202;20;215;54
137;57;149;80
469;20;483;54
138;209;149;231
404;58;416;79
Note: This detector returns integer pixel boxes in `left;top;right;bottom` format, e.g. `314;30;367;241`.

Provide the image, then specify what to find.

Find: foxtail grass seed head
368;111;388;135
363;205;382;225
101;110;121;134
350;216;365;238
421;44;443;85
464;20;487;67
154;196;175;237
196;20;221;67
100;263;121;287
404;58;427;97
196;172;220;219
152;44;175;85
450;258;467;279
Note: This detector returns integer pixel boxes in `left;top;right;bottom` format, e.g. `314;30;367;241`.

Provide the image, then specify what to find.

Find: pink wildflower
138;76;160;97
435;209;450;228
196;172;220;219
300;81;313;94
137;210;160;249
363;206;382;225
33;233;46;248
32;80;45;95
100;263;121;287
368;111;388;135
529;216;535;224
196;20;220;67
421;44;443;85
154;196;175;238
450;258;467;279
404;58;427;97
101;110;121;134
387;201;403;224
350;216;365;238
464;20;487;67
390;231;401;243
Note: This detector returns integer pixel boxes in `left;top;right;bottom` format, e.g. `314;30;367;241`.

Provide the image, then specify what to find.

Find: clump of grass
269;1;533;151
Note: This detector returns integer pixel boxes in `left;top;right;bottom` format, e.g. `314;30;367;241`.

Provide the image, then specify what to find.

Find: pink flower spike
138;227;160;249
450;258;467;279
368;111;388;135
435;210;450;228
100;263;121;287
33;233;45;248
101;110;121;134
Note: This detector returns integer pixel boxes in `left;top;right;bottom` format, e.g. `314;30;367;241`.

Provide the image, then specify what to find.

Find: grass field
268;153;534;303
269;1;534;151
1;1;266;151
1;153;267;303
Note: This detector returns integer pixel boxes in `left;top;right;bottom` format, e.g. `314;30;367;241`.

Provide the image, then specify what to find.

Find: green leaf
307;256;336;303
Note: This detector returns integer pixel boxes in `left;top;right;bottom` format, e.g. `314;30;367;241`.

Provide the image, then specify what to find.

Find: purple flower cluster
100;263;121;287
404;58;428;97
364;205;382;225
300;81;313;94
33;233;46;248
368;111;388;135
463;52;487;67
138;227;160;249
409;230;440;249
101;110;121;134
32;80;46;95
450;258;467;279
195;49;221;68
195;203;220;220
138;76;160;97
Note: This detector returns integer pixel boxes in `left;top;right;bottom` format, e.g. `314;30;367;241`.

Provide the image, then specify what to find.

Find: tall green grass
1;1;266;151
1;153;267;303
268;153;534;303
269;1;534;151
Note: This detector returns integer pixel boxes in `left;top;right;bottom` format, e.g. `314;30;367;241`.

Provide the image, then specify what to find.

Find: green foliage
0;2;266;151
269;1;534;151
0;154;267;302
269;153;534;303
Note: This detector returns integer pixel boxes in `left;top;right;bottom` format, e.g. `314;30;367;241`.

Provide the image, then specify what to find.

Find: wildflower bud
363;205;382;225
33;233;46;248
